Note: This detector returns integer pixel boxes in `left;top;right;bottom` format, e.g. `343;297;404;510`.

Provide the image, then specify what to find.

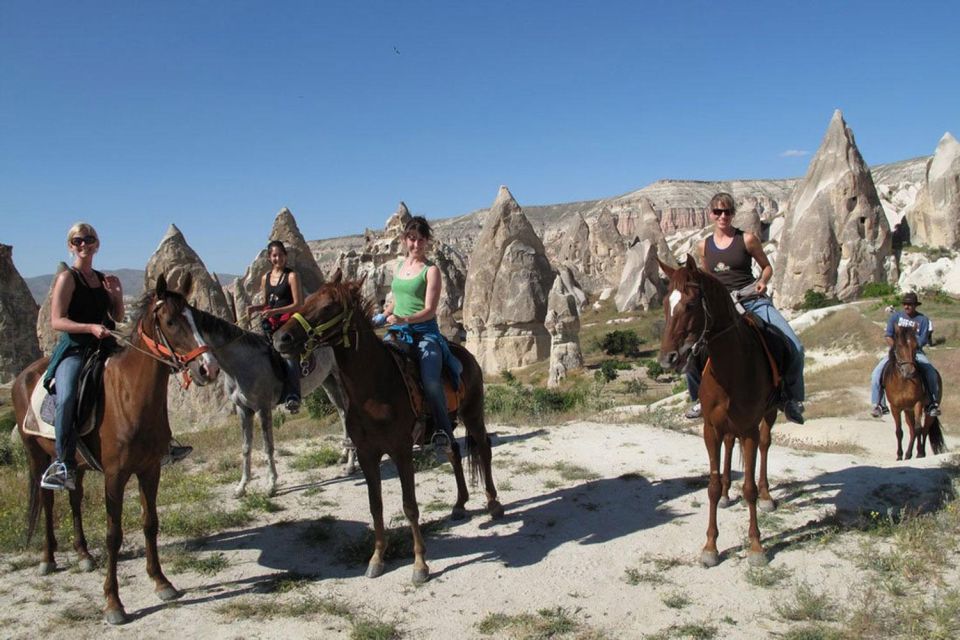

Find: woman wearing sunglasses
683;192;806;424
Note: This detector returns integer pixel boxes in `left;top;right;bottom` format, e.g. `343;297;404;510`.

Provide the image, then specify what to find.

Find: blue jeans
870;352;939;406
686;297;805;403
418;338;453;437
54;353;83;467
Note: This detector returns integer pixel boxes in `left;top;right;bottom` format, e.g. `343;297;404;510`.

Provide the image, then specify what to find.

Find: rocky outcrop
615;198;677;312
735;197;765;238
554;209;627;293
0;244;42;382
545;273;583;387
235;208;325;330
36;262;69;356
911;133;960;249
463;186;554;374
144;225;235;428
773;110;893;309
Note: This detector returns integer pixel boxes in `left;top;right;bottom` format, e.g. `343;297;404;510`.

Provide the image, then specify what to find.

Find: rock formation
144;225;235;428
36;262;69;356
772;110;893;309
554;209;627;293
545;274;583;387
911;132;960;249
0;244;42;383
735;197;765;238
235;208;325;330
615;198;677;312
463;186;554;374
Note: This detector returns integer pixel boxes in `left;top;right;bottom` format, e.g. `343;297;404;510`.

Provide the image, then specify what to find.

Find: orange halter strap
135;311;212;389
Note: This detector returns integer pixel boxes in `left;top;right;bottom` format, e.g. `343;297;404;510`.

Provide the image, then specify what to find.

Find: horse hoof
488;501;505;520
234;486;247;498
450;506;468;521
748;551;768;568
700;551;720;568
78;557;96;572
718;496;732;509
412;567;430;585
157;585;181;602
365;562;385;579
104;608;128;625
266;484;277;498
758;499;776;513
38;562;56;576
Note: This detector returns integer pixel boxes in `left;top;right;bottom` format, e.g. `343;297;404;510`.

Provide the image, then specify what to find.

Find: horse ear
684;254;698;271
330;268;343;284
155;273;168;297
657;258;675;278
356;272;367;288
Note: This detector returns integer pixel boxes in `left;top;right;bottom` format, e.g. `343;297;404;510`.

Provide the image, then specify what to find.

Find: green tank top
391;259;431;318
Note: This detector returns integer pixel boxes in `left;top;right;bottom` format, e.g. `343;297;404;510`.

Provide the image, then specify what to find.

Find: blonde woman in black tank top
684;193;806;425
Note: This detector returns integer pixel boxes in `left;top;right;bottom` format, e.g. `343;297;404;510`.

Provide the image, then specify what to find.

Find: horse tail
465;433;484;489
928;417;947;455
26;465;41;544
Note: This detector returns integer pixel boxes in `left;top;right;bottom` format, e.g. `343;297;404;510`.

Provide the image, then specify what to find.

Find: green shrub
484;382;588;420
304;389;336;419
862;282;897;298
799;290;841;311
919;286;955;305
644;359;666;379
624;379;648;397
598;330;641;356
598;360;620;382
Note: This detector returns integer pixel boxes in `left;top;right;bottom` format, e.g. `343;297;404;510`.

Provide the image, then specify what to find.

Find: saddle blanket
22;382;97;440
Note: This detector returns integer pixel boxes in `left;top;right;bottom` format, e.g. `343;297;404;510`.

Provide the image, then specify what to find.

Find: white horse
191;308;356;496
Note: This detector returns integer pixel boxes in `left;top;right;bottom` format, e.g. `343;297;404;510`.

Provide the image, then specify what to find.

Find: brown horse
883;324;946;460
272;271;503;584
658;256;777;568
12;274;220;625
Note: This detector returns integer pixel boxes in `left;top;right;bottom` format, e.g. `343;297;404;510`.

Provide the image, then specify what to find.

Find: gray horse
190;308;356;496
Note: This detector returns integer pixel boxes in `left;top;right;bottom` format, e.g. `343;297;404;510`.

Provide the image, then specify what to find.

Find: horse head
892;324;919;379
273;269;368;356
149;273;220;385
657;255;707;372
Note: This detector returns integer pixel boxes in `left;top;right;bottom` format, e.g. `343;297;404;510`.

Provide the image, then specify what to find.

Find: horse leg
892;410;904;461
260;408;278;496
70;470;95;572
394;450;430;584
103;470;132;625
915;405;928;458
40;486;57;574
463;409;504;519
904;406;918;460
447;436;470;521
701;424;722;568
137;465;179;602
718;433;734;508
741;435;767;567
757;417;775;513
235;406;254;497
322;375;357;476
357;449;387;579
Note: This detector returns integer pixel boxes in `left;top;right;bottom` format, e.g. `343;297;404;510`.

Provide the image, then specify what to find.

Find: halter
290;306;356;362
119;301;212;388
676;281;737;359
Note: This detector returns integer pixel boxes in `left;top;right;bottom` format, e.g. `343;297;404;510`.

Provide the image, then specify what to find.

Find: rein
114;305;211;388
290;307;357;362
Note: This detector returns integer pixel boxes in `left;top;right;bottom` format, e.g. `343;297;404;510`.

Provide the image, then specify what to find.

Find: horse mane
329;280;377;332
189;306;270;350
668;261;739;323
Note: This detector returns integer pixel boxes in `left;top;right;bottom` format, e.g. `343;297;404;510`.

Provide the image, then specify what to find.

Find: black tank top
704;230;755;291
67;268;115;344
265;268;294;309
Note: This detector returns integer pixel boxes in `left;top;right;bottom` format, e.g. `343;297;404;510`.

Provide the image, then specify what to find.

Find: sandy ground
1;407;956;640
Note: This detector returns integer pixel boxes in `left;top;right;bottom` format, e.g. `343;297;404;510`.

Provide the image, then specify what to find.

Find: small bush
485;382;588;420
598;360;620;382
862;282;897;298
919;286;955;305
644;359;666;379
599;329;642;356
799;290;841;311
304;389;336;419
624;379;648;397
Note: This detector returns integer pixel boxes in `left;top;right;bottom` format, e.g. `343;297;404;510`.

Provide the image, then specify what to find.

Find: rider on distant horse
685;192;806;424
870;291;941;418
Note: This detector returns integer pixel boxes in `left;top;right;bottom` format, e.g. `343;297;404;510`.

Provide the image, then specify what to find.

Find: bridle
115;299;212;388
674;280;737;360
289;305;357;364
892;335;918;378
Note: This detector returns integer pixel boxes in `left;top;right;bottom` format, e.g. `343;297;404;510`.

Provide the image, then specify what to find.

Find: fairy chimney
555;209;627;293
463;186;554;374
545;270;584;387
36;261;69;356
235;208;325;330
615;197;676;312
911;132;960;249
773;110;893;308
0;244;42;382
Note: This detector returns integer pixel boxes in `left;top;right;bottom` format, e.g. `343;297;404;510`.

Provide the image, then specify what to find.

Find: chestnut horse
658;256;777;567
883;324;946;460
12;274;220;624
272;271;503;584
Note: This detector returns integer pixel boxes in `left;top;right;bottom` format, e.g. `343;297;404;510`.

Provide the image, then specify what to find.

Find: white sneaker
684;402;702;420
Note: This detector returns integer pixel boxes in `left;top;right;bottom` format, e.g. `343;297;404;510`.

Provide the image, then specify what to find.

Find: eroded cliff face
0;244;41;383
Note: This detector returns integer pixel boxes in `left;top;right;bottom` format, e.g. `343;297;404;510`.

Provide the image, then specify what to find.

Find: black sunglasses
711;208;734;217
70;235;98;247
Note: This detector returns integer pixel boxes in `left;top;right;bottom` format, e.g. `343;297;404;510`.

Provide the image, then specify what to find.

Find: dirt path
1;418;955;639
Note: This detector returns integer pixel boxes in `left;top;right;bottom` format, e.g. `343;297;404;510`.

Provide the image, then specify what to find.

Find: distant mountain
25;269;241;305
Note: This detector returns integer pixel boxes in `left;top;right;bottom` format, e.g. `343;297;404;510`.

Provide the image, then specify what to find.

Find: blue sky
2;1;957;277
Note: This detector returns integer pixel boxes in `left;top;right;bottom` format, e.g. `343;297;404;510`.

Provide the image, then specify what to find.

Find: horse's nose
278;331;292;344
660;352;678;370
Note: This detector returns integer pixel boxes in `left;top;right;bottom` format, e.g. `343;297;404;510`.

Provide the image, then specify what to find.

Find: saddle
383;338;464;446
26;348;111;470
880;350;938;404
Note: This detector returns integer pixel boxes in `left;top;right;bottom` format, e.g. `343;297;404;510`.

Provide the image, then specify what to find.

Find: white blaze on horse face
668;289;682;318
182;308;220;375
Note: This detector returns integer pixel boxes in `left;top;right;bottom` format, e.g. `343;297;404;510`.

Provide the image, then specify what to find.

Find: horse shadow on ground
717;461;958;562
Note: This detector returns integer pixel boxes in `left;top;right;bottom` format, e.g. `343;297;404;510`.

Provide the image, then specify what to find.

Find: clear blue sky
2;1;957;277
